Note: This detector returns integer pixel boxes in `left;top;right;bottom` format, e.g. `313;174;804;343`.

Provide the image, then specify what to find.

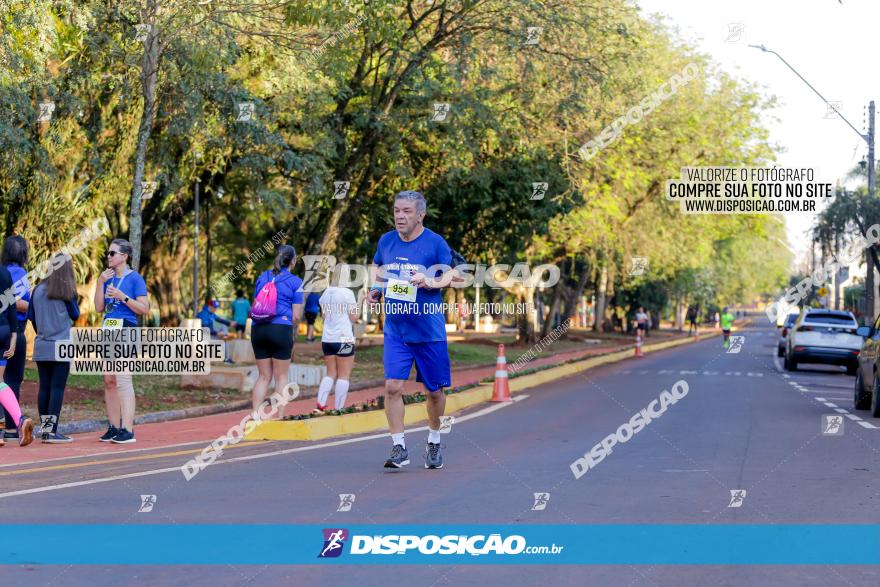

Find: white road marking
662;469;711;473
0;438;232;470
772;345;877;430
0;395;529;500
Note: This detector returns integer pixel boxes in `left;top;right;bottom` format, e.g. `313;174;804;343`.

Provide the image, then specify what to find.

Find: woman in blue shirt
92;239;150;444
1;236;31;442
250;244;303;414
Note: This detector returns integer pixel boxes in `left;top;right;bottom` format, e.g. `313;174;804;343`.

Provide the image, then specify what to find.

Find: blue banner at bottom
4;525;880;565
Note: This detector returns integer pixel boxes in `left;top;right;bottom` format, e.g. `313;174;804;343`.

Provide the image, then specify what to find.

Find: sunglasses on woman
106;250;123;257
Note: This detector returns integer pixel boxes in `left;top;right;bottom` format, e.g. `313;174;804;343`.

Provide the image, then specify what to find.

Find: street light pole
749;45;876;320
868;101;876;320
194;177;200;317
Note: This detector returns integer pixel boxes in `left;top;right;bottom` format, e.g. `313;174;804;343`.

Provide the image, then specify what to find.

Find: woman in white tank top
314;267;363;412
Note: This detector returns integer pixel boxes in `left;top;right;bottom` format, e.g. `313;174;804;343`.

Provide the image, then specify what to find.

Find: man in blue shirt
231;290;251;337
369;190;457;470
197;300;234;364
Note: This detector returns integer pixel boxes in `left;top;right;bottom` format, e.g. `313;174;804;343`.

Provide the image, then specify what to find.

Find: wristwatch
123;296;130;303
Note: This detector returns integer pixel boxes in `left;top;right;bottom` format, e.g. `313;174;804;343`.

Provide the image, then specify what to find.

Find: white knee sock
317;377;334;408
334;379;350;411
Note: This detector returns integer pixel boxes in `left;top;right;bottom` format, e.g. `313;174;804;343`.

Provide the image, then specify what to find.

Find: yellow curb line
245;333;701;442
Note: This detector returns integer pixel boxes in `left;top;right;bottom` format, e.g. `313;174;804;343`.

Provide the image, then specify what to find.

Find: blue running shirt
373;227;453;343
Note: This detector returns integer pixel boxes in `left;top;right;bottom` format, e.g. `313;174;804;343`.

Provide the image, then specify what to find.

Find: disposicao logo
318;528;348;558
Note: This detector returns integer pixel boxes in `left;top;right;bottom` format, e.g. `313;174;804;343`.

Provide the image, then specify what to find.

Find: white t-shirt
319;287;357;343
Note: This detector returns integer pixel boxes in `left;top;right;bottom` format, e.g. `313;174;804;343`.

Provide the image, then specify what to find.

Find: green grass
24;367;105;390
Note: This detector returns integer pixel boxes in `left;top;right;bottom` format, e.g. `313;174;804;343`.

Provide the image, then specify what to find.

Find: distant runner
304;291;321;343
369;190;457;470
635;306;649;337
720;306;735;349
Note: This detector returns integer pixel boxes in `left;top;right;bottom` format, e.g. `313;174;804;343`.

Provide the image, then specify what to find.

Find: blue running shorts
383;333;451;392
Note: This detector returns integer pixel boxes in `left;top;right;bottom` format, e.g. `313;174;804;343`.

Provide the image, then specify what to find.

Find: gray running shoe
384;444;409;468
425;442;444;469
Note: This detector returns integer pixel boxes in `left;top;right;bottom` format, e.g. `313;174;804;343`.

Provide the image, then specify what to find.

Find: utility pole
194;177;200;317
749;46;876;322
867;101;876;322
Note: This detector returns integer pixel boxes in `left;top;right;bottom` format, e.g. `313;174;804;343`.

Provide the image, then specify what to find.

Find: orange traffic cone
491;343;512;402
634;332;644;358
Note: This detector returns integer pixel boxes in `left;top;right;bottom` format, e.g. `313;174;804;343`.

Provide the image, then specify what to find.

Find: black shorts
251;323;293;360
304;311;318;325
637;323;648;331
322;341;355;357
234;323;246;333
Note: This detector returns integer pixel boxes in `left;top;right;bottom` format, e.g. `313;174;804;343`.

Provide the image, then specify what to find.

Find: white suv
784;309;861;374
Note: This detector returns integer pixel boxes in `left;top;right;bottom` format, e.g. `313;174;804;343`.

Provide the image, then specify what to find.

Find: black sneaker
384;444;409;468
99;425;120;442
110;428;136;444
43;432;73;444
425;442;444;469
3;429;18;440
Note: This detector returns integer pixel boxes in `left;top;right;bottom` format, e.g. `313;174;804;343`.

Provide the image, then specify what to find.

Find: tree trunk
540;282;565;338
562;264;590;326
517;286;537;345
675;298;684;330
593;264;608;332
445;287;456;325
150;238;191;325
128;13;160;270
455;288;465;330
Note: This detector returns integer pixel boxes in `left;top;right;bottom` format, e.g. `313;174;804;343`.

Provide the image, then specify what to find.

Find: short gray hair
394;190;426;213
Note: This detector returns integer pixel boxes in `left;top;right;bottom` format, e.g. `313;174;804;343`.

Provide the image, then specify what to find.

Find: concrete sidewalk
0;328;705;466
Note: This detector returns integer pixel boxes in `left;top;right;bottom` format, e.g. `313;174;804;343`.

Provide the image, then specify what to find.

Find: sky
636;0;878;263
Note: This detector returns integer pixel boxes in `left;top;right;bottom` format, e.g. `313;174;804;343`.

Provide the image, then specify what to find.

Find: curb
44;339;639;434
57;400;252;435
245;332;701;441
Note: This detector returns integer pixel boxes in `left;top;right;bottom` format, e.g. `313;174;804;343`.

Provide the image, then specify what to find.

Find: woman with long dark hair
92;239;149;444
0;262;33;447
1;235;31;442
250;244;303;415
28;253;80;442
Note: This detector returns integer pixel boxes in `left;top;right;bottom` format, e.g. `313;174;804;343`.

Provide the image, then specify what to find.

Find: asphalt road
2;319;879;586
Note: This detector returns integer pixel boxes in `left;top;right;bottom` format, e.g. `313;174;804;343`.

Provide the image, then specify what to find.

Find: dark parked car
854;316;880;417
777;313;798;357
